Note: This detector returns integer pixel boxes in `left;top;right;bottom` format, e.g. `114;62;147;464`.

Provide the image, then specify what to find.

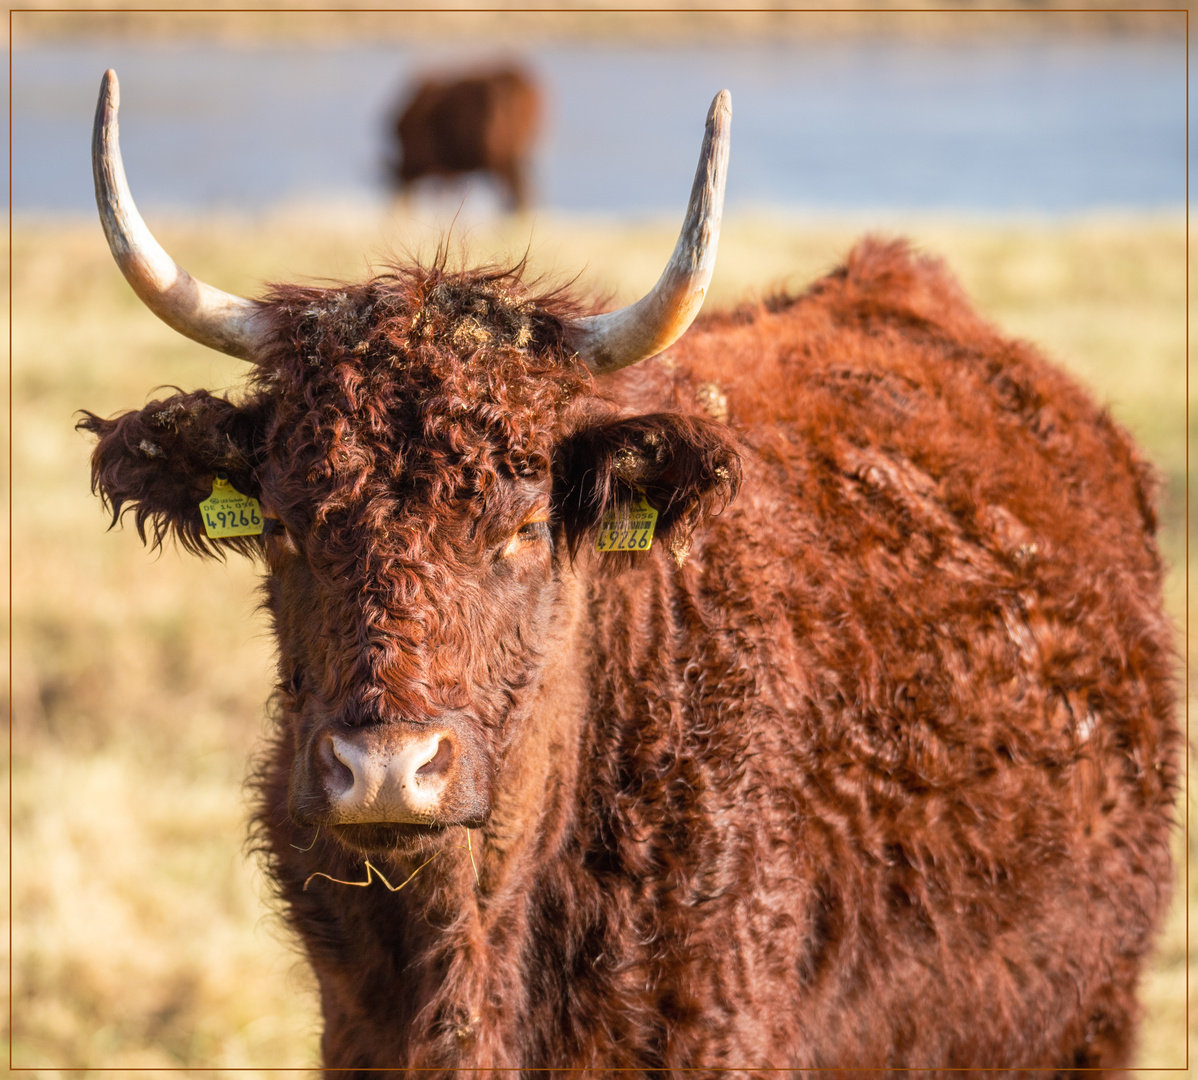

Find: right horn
92;69;268;361
569;90;731;376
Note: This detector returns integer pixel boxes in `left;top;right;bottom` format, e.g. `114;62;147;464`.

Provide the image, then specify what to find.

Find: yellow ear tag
595;494;658;553
200;477;264;538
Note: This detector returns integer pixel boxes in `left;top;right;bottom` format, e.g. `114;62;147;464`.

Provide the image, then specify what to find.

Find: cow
385;65;540;212
81;69;1178;1074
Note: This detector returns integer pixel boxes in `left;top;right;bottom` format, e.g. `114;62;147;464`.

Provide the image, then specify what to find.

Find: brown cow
81;70;1177;1074
386;66;540;211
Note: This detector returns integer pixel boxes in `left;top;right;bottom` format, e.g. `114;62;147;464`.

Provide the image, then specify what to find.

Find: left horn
569;90;731;375
92;69;268;361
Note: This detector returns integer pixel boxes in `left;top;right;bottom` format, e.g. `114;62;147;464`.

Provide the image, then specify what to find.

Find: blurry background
9;3;1190;1072
13;26;1186;215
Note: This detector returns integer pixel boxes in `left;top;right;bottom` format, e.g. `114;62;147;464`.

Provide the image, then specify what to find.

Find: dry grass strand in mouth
290;825;321;852
302;831;481;892
304;850;442;892
465;827;480;887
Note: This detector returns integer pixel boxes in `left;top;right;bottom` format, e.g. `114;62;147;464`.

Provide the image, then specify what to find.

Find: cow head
79;71;738;856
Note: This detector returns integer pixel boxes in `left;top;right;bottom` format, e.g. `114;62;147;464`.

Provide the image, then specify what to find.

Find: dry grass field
9;207;1190;1072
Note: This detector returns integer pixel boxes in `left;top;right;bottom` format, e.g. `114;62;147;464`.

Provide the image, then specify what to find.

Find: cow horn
569;90;731;375
92;70;268;361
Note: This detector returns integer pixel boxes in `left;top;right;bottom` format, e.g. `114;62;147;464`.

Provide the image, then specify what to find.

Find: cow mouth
330;821;443;856
327;818;485;858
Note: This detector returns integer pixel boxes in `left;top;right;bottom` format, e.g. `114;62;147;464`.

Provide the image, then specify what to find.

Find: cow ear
76;389;265;558
552;412;741;564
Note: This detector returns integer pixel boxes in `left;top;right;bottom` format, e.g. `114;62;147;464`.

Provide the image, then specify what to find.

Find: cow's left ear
77;389;266;557
552;412;741;563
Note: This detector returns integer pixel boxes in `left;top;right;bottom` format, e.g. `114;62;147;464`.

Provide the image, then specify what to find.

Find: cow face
82;70;734;854
79;265;740;855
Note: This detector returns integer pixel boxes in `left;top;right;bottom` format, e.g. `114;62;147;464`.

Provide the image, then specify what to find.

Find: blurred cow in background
385;65;541;212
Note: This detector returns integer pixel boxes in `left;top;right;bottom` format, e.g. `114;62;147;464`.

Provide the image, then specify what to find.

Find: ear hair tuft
77;389;265;559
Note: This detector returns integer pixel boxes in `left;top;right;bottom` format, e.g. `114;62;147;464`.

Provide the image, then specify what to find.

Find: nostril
328;755;355;794
326;735;360;796
416;738;453;779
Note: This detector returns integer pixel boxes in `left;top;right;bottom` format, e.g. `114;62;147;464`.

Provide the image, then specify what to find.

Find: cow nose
325;729;453;824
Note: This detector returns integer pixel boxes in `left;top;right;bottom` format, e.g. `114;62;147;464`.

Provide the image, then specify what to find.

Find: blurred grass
9;207;1190;1071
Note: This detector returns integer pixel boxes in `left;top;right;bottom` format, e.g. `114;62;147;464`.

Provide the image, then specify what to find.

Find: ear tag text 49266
200;477;264;538
595;494;658;553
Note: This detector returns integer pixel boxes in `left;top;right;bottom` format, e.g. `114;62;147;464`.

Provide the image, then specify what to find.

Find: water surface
12;36;1187;215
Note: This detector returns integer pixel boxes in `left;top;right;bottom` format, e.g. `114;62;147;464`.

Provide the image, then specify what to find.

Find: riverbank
13;2;1184;45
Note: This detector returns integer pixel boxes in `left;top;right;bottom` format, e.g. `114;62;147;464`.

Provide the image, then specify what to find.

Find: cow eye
263;518;299;556
502;509;551;557
285;666;305;697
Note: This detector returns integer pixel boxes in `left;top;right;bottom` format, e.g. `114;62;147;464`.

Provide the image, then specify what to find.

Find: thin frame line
5;3;1190;1073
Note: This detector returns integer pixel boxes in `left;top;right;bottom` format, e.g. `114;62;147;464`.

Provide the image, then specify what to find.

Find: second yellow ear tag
200;477;264;538
595;494;658;553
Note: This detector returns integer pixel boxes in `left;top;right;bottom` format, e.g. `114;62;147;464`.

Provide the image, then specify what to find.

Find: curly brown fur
85;238;1177;1075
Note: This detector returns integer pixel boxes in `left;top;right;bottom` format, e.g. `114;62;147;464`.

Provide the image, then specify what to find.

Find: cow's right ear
552;411;741;564
77;389;266;557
